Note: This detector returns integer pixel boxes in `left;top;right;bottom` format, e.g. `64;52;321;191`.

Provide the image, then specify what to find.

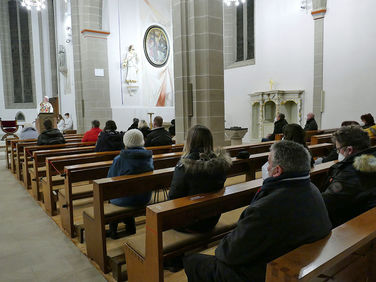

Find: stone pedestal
225;128;248;146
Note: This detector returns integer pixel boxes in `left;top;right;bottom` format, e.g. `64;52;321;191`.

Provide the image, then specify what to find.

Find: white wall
225;0;376;141
106;0;174;131
322;0;376;128
224;0;314;141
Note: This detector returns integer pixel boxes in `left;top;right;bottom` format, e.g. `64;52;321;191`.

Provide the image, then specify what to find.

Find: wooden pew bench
266;207;376;282
310;133;333;145
59;143;332;241
83;155;334;278
5;137;18;169
24;142;96;200
123;162;334;282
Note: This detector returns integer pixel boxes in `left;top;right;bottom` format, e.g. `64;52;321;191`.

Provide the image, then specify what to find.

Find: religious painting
143;25;170;67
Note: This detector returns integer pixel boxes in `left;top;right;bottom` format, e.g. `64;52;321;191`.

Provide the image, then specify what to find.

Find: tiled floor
0;158;106;282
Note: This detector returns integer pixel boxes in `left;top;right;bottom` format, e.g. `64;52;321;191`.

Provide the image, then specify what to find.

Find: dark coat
138;126;151;139
169;149;232;232
304;118;318;131
37;129;66;145
144;127;172;147
322;147;376;228
184;172;331;282
95;130;124;152
108;148;154;206
270;119;288;140
127;121;139;131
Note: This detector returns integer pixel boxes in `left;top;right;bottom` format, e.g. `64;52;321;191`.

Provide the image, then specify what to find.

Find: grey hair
138;120;148;128
270;140;311;173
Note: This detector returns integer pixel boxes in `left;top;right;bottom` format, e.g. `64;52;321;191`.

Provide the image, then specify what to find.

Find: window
223;0;255;68
8;0;33;104
236;0;254;62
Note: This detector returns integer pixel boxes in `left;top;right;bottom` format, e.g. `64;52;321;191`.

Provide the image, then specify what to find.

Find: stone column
71;0;112;133
172;0;225;146
311;0;327;128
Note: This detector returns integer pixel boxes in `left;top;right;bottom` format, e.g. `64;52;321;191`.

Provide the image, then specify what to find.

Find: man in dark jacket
183;140;332;282
145;116;172;147
304;112;318;131
321;126;376;228
37;119;66;145
262;113;288;141
127;118;139;131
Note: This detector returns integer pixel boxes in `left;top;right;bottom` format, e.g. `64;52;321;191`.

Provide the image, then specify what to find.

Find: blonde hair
138;120;148;128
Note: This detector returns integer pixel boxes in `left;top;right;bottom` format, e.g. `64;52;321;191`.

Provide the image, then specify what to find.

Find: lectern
36;113;57;133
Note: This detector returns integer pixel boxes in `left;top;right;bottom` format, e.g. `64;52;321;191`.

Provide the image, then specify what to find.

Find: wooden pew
25;142;96;200
13;137;84;180
83;149;334;276
266;207;376;282
122;162;334;282
58;142;332;241
310;133;333;145
5;137;18;169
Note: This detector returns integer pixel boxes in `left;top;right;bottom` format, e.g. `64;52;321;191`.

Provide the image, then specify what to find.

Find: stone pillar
172;0;225;146
311;0;327;128
71;0;112;133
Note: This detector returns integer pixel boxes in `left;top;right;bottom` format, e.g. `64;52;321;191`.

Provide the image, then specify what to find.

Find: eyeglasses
336;146;347;154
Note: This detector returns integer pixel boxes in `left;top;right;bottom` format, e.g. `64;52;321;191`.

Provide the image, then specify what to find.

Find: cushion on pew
125;207;245;257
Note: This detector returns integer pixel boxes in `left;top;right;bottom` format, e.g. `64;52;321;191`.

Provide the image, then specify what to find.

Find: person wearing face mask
321;126;376;228
261;113;288;142
183;140;331;282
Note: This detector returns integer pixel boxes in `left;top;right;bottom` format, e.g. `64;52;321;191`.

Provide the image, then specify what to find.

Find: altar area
249;90;304;142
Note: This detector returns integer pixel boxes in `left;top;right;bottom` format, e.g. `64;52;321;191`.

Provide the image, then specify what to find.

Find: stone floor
0;157;106;282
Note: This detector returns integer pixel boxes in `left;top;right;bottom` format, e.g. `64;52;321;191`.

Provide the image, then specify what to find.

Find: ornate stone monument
225;127;248;146
249;90;304;141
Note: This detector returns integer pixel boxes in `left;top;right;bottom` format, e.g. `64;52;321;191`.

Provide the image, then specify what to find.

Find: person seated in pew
37;119;66;145
137;119;151;139
304;112;318;131
169;125;232;233
360;113;375;129
127;117;139;131
262;124;314;179
19;123;38;140
321;125;376;228
169;119;175;137
315;120;360;165
261;113;288;142
95;120;124;152
106;129;154;239
145;116;172;147
81;120;102;142
183;140;332;282
62;113;73;131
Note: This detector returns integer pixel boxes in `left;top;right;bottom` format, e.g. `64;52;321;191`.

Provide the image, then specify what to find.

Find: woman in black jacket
137;120;151;139
168;125;232;233
95;120;124;152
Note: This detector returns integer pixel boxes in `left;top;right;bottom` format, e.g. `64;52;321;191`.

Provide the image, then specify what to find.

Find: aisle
0;159;106;282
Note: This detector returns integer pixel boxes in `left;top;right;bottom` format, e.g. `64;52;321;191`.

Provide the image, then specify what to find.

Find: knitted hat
123;129;144;148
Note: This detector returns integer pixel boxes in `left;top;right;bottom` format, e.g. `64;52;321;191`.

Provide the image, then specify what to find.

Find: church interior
1;0;376;281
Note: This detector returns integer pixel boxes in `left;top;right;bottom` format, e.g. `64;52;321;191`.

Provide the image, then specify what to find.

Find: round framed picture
143;25;170;67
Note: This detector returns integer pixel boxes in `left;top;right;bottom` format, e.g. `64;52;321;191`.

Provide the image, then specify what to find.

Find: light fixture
224;0;246;7
20;0;46;11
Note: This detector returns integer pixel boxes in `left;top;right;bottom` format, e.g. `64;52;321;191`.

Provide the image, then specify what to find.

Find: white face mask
360;122;365;127
262;162;270;180
338;153;345;162
274;117;278;122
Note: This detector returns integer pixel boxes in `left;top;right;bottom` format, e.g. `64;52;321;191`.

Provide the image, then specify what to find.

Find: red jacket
82;127;102;142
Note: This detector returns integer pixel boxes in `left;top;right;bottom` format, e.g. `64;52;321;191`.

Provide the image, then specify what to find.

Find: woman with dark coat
95;120;124;152
106;129;154;238
360;113;375;129
168;125;232;233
